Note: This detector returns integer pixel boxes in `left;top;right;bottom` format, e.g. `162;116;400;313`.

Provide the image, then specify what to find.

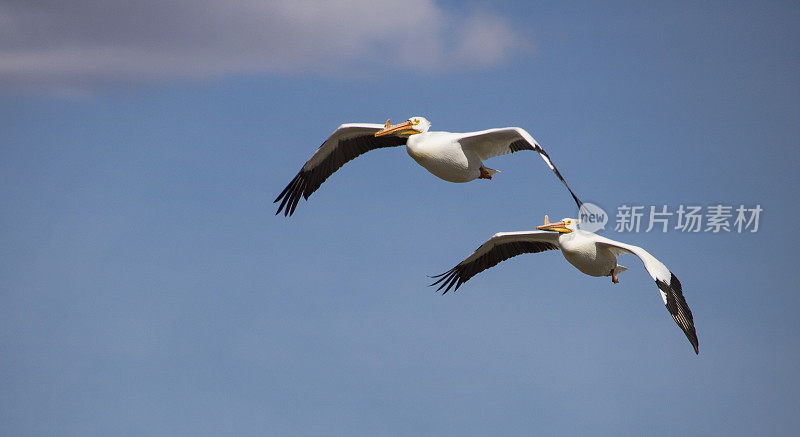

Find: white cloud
453;11;534;67
0;0;530;92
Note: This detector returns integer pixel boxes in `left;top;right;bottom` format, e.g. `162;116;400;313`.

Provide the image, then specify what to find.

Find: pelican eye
412;119;420;125
565;220;571;225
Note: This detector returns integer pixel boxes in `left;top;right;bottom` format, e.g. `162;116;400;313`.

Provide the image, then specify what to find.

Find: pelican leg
479;166;493;180
611;269;619;284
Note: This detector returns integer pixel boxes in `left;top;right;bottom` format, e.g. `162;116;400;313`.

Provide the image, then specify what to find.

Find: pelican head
374;116;431;137
536;215;578;233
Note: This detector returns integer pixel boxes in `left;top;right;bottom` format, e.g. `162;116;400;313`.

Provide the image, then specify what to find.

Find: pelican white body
558;230;621;277
405;132;482;183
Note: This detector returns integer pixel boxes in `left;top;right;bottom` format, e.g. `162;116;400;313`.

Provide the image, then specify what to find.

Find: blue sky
2;1;799;435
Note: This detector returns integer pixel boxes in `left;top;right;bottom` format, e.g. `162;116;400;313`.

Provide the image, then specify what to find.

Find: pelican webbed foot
479;166;498;180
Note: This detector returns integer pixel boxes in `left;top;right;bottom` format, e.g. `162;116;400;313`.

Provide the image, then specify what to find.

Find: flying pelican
431;216;699;354
275;116;582;216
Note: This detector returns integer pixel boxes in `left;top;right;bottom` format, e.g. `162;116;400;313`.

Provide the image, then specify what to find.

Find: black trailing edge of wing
509;138;535;153
430;240;558;294
532;145;584;209
657;273;699;354
274;134;406;216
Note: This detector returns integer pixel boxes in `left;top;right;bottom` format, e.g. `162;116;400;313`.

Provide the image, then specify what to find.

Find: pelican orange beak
375;119;416;137
537;216;572;233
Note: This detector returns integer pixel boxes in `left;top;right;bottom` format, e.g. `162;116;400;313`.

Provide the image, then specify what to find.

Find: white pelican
431;216;699;354
275;116;582;216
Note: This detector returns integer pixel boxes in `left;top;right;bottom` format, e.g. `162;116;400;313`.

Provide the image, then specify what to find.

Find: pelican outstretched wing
458;128;583;208
275;124;407;216
431;231;560;294
597;239;700;354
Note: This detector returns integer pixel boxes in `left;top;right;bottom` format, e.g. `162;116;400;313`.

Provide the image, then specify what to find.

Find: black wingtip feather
530;143;584;210
429;240;558;295
571;191;584;210
427;266;463;294
657;273;699;355
275;172;304;216
274;132;406;217
429;270;452;288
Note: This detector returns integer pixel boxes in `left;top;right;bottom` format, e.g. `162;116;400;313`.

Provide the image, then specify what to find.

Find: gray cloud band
0;0;528;93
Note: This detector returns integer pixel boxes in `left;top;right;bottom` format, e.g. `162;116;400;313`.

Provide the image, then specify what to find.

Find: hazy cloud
0;0;530;93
